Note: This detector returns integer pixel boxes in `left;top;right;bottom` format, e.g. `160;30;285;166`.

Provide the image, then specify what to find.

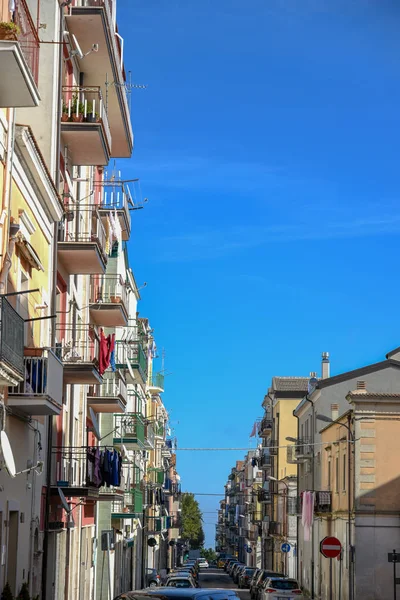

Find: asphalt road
199;568;250;600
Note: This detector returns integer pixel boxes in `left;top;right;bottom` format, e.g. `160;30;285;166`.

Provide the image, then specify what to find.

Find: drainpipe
0;107;16;293
42;1;65;598
347;412;353;600
304;395;315;600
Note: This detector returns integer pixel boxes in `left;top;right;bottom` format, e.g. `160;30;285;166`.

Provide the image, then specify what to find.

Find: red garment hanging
99;329;116;375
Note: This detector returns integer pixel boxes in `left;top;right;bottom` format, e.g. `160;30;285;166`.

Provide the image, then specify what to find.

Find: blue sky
118;0;400;547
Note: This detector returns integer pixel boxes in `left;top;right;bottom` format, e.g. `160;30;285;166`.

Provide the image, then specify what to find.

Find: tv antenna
105;72;147;114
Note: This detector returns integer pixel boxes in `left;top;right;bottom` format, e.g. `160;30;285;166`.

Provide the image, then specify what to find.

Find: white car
198;559;209;569
260;578;303;600
165;576;196;588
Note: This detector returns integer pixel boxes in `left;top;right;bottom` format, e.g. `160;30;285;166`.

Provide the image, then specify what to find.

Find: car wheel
149;582;157;588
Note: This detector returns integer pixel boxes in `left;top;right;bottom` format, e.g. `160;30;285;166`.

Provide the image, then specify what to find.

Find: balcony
61;86;111;165
147;372;164;394
0;0;40;107
94;179;132;241
287;496;301;516
267;440;278;456
89;274;128;327
111;488;143;518
8;350;63;416
144;422;155;449
259;414;273;437
295;438;313;458
66;0;133;158
0;298;24;386
260;453;272;470
55;325;102;384
115;341;148;383
257;489;272;504
113;413;145;448
148;467;164;486
268;521;281;536
50;483;99;501
315;491;332;514
87;370;127;413
58;205;107;275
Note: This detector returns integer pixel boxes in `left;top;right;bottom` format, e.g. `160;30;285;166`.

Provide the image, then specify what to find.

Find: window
327;460;331;491
335;457;339;493
343;454;346;492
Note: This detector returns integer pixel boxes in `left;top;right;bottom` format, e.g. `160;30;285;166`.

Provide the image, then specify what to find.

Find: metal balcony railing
59;204;107;255
9;350;63;400
90;274;128;307
61;86;112;150
260;414;273;436
55;325;100;366
0;298;24;380
14;0;40;85
88;370;126;401
144;422;155;448
114;413;145;446
295;438;313;457
267;440;278;456
287;496;301;515
148;372;164;391
115;341;148;381
260;453;272;468
257;489;272;503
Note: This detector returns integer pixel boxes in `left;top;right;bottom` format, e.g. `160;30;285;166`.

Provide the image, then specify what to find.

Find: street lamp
316;413;354;600
285;437;297;443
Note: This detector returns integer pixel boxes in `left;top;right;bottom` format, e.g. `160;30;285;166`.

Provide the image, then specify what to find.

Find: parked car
253;571;285;600
249;569;263;598
114;589;241;600
233;565;246;583
224;559;238;572
238;567;257;589
260;578;303;600
146;568;161;587
165;576;196;589
228;562;242;576
197;558;209;568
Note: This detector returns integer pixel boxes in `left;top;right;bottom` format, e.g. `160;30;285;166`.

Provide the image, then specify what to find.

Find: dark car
238;567;257;589
253;571;286;600
228;562;242;576
249;569;262;598
224;559;238;573
114;588;241;600
146;569;161;588
232;565;246;583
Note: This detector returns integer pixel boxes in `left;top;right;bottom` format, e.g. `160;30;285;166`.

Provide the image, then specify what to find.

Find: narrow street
198;569;251;600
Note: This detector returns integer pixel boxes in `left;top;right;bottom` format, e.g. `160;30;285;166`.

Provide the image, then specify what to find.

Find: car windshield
245;569;256;574
269;580;299;590
167;581;192;588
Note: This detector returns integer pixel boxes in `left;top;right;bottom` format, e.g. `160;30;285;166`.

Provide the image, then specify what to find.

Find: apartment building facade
294;349;400;600
0;0;180;598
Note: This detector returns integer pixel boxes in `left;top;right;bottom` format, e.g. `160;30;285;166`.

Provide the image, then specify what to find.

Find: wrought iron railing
89;274;128;307
0;298;24;378
59;204;107;258
61;86;112;151
88;370;126;401
148;372;164;390
55;325;100;366
14;0;40;85
114;413;145;445
115;340;148;381
295;438;313;457
9;350;63;400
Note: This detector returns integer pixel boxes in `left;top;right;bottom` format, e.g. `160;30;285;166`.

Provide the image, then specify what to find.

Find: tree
16;584;30;600
181;493;205;549
201;547;217;562
1;583;14;600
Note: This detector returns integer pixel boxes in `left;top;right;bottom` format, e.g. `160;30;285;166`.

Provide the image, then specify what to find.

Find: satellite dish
308;377;318;395
0;431;16;478
58;487;71;513
71;34;84;60
89;407;101;440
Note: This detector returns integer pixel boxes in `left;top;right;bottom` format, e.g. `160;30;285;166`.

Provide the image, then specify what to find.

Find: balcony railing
14;0;40;85
55;325;99;366
257;489;272;504
90;274;128;306
148;372;164;391
94;178;132;241
295;438;313;458
144;422;155;448
113;413;145;447
260;454;272;469
59;204;107;257
112;488;143;517
61;86;112;151
116;341;148;382
88;370;126;402
287;496;301;515
259;414;273;437
8;350;63;414
148;468;164;486
0;298;24;384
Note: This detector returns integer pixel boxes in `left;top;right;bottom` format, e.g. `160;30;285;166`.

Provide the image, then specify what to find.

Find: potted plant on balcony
71;95;85;122
0;21;20;41
86;102;100;123
61;100;70;122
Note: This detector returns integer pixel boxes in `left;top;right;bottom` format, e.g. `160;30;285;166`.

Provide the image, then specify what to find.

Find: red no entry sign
320;536;342;559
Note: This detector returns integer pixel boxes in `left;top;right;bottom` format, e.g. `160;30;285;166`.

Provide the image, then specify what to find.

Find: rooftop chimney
322;352;330;379
310;372;317;378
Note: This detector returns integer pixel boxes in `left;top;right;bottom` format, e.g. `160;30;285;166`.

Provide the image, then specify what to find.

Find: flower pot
72;114;84;123
86;114;100;123
110;296;121;304
0;24;19;41
61;113;70;122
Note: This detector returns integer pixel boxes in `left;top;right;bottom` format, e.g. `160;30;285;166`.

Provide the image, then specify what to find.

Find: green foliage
0;22;20;34
181;493;205;549
16;583;30;600
201;547;217;562
1;583;14;600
